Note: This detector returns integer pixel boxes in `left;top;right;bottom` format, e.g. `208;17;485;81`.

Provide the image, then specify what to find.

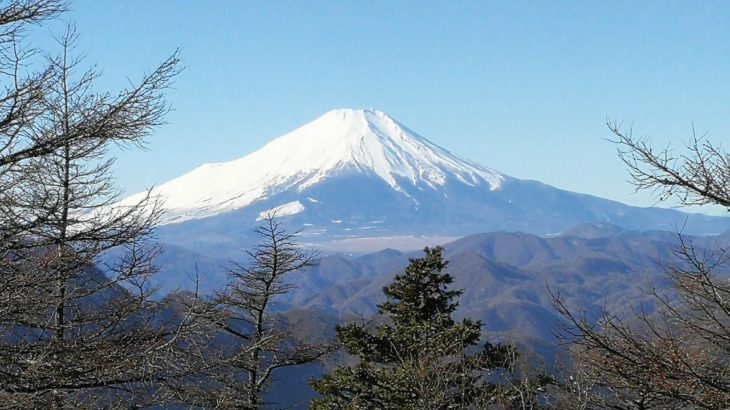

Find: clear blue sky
40;1;730;212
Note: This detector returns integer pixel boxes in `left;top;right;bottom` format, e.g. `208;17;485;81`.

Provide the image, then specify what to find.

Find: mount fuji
123;108;729;254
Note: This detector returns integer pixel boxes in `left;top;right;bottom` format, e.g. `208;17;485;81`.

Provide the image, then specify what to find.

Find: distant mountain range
135;223;730;409
118;108;729;256
153;223;728;341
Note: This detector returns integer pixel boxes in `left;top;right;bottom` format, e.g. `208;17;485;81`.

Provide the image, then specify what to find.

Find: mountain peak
322;107;383;117
122;109;504;223
265;107;503;187
318;108;401;129
295;107;419;148
289;107;405;145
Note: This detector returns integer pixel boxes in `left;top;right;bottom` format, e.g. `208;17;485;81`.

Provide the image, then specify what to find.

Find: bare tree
610;121;730;210
0;0;65;244
0;5;204;408
552;123;730;409
0;1;65;43
186;213;334;409
0;1;117;172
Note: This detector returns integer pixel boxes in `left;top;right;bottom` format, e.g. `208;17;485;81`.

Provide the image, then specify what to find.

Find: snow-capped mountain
122;108;730;255
124;108;504;224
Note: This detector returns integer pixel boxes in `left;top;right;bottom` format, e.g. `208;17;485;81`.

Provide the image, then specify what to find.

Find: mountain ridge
116;108;730;249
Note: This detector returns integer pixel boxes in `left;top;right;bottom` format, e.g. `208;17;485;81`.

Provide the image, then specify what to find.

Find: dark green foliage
311;247;536;409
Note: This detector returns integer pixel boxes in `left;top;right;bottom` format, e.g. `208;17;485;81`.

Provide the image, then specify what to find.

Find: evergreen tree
311;247;533;409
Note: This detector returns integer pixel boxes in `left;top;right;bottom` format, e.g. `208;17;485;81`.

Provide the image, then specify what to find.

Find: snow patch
256;201;305;220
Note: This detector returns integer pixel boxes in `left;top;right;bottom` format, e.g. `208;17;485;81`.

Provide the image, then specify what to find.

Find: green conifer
311;247;520;409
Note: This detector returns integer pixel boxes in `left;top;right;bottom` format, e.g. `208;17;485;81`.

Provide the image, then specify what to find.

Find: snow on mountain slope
256;201;305;221
122;109;504;224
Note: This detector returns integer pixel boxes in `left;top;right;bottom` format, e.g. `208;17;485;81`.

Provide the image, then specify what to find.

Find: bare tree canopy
554;123;730;409
0;0;64;31
0;2;204;408
183;214;334;409
610;122;730;210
